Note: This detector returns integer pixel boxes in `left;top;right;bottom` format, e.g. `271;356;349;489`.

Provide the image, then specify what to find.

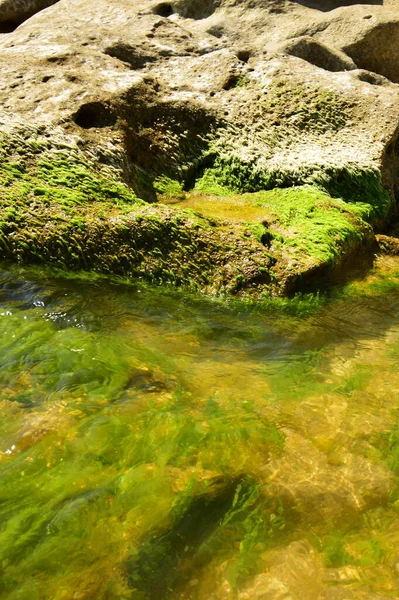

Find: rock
322;589;393;599
239;541;324;600
0;0;399;293
281;36;357;72
343;20;399;83
261;430;393;527
311;12;399;85
294;1;383;9
376;234;399;255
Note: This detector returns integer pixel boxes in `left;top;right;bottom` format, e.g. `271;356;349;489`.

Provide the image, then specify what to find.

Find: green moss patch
260;82;352;135
153;176;185;200
193;169;235;197
0;133;277;297
189;178;378;290
252;185;372;268
195;157;391;221
0;128;392;298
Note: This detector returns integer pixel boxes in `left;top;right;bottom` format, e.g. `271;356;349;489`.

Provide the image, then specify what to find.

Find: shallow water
2;260;399;599
161;193;268;223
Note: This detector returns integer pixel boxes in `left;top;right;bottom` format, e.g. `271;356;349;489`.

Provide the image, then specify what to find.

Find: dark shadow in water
126;479;240;599
293;0;383;10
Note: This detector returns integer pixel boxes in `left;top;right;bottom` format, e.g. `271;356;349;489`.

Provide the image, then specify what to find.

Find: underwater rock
126;478;240;598
262;430;393;527
239;540;324;600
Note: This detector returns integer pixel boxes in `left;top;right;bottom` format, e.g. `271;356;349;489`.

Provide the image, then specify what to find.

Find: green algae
153;176;185;200
193;169;235;197
336;365;372;396
187;180;376;286
0;125;393;299
0;269;289;598
322;529;387;570
267;348;333;402
194;153;391;226
323;530;358;568
260;82;352;135
338;259;399;300
252;185;371;266
372;426;399;478
127;477;287;597
3;262;399;597
0;144;141;210
0;134;279;297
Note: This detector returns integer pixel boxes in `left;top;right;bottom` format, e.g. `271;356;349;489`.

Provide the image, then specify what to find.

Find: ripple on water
1;261;399;598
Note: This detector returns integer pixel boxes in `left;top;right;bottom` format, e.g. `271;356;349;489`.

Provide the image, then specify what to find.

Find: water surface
2;259;399;598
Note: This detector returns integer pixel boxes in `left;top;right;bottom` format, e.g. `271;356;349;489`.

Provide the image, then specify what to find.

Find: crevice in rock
382;129;399;208
291;0;382;11
73;102;117;129
152;2;174;17
236;49;252;63
0;21;17;33
121;94;217;183
107;88;221;202
182;152;217;191
173;0;222;20
46;54;69;64
206;24;224;38
104;43;156;69
222;73;245;90
353;69;387;85
343;22;399;84
283;37;356;72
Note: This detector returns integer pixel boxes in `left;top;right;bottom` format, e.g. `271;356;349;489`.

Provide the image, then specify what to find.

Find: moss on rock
192;168;384;292
153;176;185;200
259;82;353;135
0;133;278;297
195;157;392;221
0;126;393;298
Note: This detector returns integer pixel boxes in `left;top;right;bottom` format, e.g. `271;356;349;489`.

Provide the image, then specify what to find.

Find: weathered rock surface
1;0;399;294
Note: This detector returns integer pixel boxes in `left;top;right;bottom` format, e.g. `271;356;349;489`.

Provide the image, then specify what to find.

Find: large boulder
1;0;399;295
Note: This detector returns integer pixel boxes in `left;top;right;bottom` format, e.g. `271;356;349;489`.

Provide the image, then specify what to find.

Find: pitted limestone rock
0;0;399;291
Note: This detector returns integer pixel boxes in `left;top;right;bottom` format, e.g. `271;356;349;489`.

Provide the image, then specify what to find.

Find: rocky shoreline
1;0;399;296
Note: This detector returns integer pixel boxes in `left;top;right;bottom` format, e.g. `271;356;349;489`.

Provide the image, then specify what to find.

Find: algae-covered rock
1;0;399;294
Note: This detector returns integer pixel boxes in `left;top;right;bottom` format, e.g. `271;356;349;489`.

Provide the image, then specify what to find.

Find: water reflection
1;259;399;598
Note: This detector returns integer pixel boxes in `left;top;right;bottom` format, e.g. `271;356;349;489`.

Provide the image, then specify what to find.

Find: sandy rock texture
1;0;399;294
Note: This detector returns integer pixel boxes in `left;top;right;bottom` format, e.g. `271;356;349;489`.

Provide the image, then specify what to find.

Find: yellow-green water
2;259;399;598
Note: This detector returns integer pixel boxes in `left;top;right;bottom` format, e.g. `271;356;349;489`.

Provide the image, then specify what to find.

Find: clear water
2;259;399;599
